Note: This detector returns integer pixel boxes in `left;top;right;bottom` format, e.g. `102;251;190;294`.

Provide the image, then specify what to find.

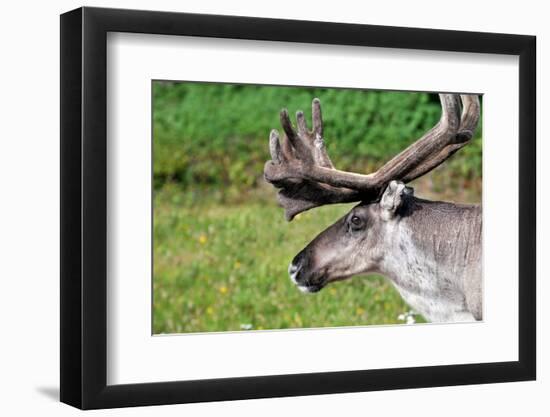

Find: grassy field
153;185;422;334
152;176;481;335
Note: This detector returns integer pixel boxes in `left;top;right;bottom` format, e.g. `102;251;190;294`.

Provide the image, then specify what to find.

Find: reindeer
264;94;481;323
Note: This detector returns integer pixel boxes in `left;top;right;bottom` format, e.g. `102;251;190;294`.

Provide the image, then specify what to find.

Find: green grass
153;186;424;334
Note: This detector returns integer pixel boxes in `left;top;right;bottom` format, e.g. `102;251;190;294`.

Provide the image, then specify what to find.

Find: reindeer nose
288;262;301;284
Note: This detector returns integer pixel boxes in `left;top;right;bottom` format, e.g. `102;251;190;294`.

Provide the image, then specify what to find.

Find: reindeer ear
380;180;413;220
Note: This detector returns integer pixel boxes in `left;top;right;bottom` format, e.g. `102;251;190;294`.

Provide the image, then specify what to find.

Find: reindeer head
289;181;414;293
264;94;480;293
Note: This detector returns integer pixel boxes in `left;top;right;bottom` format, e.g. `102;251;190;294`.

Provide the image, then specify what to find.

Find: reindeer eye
350;215;364;229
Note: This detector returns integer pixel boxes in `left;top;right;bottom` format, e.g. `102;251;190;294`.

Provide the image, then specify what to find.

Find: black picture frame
60;6;536;410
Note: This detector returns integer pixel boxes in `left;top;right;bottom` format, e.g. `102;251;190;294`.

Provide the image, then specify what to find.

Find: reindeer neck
376;198;482;322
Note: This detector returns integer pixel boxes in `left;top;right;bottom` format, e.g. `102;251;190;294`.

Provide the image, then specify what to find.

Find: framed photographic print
60;6;536;409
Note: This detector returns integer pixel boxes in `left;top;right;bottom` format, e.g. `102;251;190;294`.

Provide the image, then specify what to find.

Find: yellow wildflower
198;234;207;244
219;286;228;295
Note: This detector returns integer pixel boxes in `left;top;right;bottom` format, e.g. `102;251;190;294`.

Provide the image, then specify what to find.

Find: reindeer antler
264;94;480;221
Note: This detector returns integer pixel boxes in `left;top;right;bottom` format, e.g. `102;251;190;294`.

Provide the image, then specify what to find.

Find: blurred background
153;81;482;334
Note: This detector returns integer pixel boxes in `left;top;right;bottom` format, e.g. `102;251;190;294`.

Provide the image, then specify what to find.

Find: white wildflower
398;311;417;325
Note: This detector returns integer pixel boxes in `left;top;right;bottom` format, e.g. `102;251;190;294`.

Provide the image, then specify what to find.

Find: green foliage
153;82;482;192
